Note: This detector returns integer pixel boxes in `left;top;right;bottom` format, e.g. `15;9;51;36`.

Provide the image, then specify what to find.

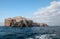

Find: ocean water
0;26;60;39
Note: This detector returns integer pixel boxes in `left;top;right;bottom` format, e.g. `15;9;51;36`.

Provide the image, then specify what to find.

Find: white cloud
33;1;60;26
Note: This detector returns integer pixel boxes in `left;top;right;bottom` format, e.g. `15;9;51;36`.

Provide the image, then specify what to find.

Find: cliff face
4;16;48;27
4;18;12;26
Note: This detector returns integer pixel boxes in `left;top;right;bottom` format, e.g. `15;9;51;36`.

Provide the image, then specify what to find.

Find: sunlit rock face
12;16;28;27
37;23;48;27
4;18;13;26
4;16;33;27
32;23;48;27
4;16;48;27
13;16;26;22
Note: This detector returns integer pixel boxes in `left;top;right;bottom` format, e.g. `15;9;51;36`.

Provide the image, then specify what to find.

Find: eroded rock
4;16;48;27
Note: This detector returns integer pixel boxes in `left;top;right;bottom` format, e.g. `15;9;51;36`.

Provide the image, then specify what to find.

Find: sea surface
0;26;60;39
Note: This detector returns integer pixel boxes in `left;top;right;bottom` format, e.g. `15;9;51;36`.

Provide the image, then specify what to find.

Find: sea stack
4;16;48;27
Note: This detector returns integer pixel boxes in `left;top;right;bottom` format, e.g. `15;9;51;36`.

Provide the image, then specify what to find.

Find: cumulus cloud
33;1;60;26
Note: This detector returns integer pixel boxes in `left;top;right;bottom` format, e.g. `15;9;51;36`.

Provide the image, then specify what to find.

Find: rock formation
4;18;12;26
4;16;48;27
32;22;48;27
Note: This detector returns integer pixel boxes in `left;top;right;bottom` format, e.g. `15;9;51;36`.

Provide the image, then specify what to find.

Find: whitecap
26;37;34;39
40;34;52;39
35;36;41;39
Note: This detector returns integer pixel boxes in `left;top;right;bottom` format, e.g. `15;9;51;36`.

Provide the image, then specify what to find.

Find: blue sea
0;26;60;39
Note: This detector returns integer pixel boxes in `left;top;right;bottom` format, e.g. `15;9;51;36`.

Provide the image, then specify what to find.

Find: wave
26;34;59;39
0;26;60;39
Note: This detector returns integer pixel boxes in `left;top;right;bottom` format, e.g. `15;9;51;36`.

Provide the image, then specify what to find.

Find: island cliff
4;16;48;27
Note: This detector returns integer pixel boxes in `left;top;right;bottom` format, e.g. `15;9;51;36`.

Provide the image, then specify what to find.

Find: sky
0;0;60;26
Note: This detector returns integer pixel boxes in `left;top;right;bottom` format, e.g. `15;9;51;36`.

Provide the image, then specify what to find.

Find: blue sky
0;0;60;26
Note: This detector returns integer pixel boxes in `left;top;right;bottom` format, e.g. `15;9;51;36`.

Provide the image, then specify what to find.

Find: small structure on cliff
4;16;48;27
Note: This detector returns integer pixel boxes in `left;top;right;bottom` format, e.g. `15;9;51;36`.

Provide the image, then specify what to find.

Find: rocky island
4;16;48;27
